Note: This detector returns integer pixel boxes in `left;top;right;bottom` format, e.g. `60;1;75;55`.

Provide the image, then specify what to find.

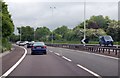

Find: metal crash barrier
46;43;120;57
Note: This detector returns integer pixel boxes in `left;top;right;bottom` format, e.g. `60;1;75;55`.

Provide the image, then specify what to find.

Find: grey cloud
5;2;118;34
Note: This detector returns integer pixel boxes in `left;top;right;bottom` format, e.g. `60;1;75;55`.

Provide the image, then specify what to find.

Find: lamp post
50;6;56;44
20;27;21;41
83;0;86;46
34;27;35;41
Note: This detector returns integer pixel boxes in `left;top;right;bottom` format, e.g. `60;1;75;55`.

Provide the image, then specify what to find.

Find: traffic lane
48;47;118;76
9;48;92;76
2;45;24;74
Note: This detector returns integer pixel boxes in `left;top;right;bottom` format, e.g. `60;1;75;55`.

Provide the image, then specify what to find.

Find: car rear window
33;42;45;46
104;36;113;41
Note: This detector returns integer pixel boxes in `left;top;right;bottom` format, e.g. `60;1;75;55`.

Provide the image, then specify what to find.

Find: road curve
8;47;93;76
2;45;25;74
6;46;118;77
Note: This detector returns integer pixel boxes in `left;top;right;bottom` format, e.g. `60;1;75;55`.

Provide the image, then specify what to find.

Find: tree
53;25;69;40
2;1;14;38
106;20;120;41
9;33;19;42
35;27;51;41
17;26;34;41
0;1;14;51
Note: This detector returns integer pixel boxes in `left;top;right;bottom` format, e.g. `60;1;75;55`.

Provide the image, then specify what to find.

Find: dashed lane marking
77;64;102;78
49;47;118;60
62;56;72;62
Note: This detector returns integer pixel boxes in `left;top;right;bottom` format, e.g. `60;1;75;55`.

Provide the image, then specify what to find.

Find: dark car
99;35;114;46
27;42;34;48
31;42;47;55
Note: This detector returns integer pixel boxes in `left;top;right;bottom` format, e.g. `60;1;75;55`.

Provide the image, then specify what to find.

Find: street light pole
83;0;86;46
20;27;21;41
34;27;35;41
50;6;56;44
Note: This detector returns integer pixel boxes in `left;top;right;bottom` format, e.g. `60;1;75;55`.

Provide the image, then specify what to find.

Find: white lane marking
0;47;27;77
62;56;72;62
77;64;101;78
54;47;118;60
76;51;119;60
49;50;53;52
50;47;118;60
89;53;119;60
54;53;60;56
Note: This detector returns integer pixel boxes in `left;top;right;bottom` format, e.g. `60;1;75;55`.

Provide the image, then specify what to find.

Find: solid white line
77;64;101;78
62;56;72;62
0;47;27;77
54;53;60;56
50;47;118;60
76;51;118;60
90;53;118;60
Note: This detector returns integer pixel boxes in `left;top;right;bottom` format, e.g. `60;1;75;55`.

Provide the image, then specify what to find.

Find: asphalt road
48;47;118;76
8;46;118;77
2;45;24;74
9;46;93;76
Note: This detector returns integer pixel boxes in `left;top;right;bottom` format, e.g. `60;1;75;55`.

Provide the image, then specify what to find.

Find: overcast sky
4;0;119;34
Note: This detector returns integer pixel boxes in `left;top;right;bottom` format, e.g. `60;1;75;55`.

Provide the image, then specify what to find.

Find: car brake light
32;46;34;48
44;46;46;48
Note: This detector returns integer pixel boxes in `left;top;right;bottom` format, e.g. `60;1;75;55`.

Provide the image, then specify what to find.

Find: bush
2;38;11;52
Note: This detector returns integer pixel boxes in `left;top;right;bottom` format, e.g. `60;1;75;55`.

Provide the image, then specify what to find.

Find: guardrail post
102;48;104;53
115;49;117;55
108;49;110;54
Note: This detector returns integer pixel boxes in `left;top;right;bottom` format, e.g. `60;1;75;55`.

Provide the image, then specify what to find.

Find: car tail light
44;46;46;48
32;46;34;48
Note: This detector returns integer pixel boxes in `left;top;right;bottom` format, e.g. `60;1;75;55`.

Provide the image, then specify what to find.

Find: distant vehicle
24;41;29;44
16;41;21;45
99;35;114;46
18;41;26;46
27;42;34;48
31;42;47;55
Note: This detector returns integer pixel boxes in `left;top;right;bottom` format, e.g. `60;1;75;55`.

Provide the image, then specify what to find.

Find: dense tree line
1;0;14;51
10;15;119;43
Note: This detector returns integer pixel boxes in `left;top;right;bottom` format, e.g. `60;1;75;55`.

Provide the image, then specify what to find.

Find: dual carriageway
0;43;120;78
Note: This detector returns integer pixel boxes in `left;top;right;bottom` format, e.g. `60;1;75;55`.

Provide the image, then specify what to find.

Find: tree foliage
17;26;34;41
2;1;14;38
14;15;119;43
53;25;69;39
106;20;120;41
35;27;51;41
1;1;14;51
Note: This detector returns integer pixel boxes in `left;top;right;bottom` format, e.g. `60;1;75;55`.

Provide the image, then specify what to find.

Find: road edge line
77;64;101;78
0;47;27;77
76;50;119;60
51;47;118;60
